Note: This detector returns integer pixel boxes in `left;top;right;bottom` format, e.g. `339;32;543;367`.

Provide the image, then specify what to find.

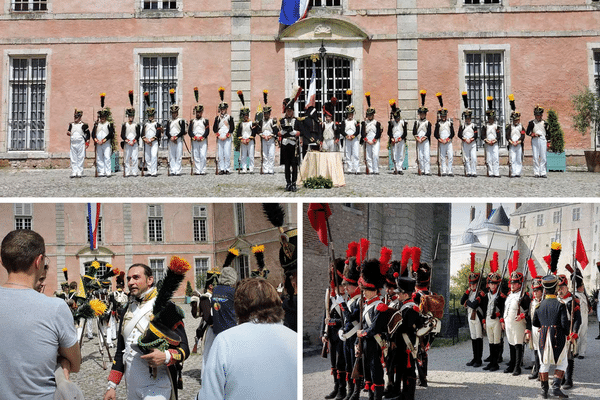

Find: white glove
338;329;346;342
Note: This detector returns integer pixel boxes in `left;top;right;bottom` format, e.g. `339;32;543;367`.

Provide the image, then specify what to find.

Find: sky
451;202;517;239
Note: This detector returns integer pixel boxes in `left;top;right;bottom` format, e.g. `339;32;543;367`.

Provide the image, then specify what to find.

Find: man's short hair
1;230;45;274
128;263;154;285
234;278;284;324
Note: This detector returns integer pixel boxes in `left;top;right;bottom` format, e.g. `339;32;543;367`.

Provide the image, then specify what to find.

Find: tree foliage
571;86;600;148
547;109;565;153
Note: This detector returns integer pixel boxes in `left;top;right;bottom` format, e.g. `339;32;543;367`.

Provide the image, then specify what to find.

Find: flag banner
87;203;101;251
306;62;317;109
575;229;588;270
279;0;309;26
307;203;331;246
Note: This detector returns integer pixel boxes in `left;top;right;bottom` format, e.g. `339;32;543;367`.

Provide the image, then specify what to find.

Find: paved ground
304;316;600;400
70;303;203;399
0;164;597;198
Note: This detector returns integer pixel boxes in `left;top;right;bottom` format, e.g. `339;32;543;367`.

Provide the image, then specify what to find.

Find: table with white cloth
297;151;346;187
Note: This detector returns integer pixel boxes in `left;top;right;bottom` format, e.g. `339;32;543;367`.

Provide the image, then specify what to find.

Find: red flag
307;203;331;246
576;229;589;270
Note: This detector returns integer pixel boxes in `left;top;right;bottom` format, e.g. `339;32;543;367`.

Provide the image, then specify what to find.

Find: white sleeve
198;334;228;400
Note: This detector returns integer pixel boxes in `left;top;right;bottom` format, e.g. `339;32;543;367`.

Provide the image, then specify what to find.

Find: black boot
551;376;569;398
512;344;523;376
528;351;539;380
540;374;549;399
344;380;355;400
402;377;417;400
473;338;483;367
504;345;515;373
368;387;375;400
562;359;574;389
325;370;339;399
348;378;362;400
498;339;504;363
374;385;384;400
336;372;347;400
466;339;477;366
483;344;495;370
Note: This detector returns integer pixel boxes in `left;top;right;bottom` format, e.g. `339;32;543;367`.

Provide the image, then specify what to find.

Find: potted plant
546;109;566;172
184;281;193;304
572;83;600;172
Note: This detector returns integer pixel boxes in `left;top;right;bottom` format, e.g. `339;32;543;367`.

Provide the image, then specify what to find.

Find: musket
321;287;330;358
351;289;364;381
519;233;538;302
568;246;577;357
93;116;99;177
141;124;145;177
471;231;495;320
491;237;518;317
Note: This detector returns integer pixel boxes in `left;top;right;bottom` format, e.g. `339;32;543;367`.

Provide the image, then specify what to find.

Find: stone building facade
2;1;600;167
303;202;451;344
0;202;296;298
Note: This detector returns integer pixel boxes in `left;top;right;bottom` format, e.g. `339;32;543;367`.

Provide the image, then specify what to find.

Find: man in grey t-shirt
0;229;81;400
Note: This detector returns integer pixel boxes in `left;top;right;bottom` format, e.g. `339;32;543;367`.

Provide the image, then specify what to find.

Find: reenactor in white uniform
557;274;581;390
92;108;115;177
256;91;278;174
457;92;478;177
188;105;210;175
526;105;550;178
502;271;531;376
482;96;500;178
361;93;382;174
165;103;186;176
339;92;361;174
67;108;90;178
461;268;485;368
525;275;543;380
141;105;161;177
121;107;141;177
213;88;235;175
506;94;525;178
482;271;506;371
413;90;432;175
321;99;337;152
387;100;407;175
433;93;455;176
236;93;256;173
570;268;590;359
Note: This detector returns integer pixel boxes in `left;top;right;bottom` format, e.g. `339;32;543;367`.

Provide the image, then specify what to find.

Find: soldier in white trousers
525;277;543;380
120;108;140;177
506;105;525;178
165;105;186;176
321;101;337;152
433;98;455;176
361;95;382;174
572;269;589;359
213;102;234;174
482;97;500;177
387;101;407;175
526;105;550;178
340;105;360;174
188;105;210;175
482;272;506;371
92;109;115;177
236;106;256;173
141;108;161;177
502;271;531;376
67;109;90;178
458;108;478;177
413;91;432;175
461;271;485;368
257;105;278;174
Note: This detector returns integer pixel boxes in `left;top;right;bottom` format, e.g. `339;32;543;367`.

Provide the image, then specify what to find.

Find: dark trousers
281;144;298;184
329;336;346;372
344;334;357;376
362;337;384;386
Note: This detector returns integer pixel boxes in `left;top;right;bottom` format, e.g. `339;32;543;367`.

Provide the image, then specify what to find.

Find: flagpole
322;203;338;291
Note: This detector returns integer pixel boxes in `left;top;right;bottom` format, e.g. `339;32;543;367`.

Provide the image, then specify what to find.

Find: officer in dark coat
279;97;302;192
533;275;570;399
301;106;323;157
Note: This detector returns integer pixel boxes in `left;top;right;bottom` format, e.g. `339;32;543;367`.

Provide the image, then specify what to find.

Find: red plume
512;250;520;273
543;254;552;272
411;247;421;272
508;259;514;275
490;251;499;273
359;238;370;265
347;241;359;259
331;97;338;106
564;264;574;274
379;247;393;276
470;252;476;273
528;259;538;279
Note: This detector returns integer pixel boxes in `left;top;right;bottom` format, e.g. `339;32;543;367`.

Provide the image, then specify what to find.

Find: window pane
150;259;165;281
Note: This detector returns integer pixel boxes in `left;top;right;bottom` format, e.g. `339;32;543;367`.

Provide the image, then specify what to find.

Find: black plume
262;203;285;228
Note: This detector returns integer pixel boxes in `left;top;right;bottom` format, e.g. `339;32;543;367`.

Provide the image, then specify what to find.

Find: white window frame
10;0;48;12
553;210;561;225
140;0;180;11
235;255;250;280
572;207;581;222
194;256;210;289
235;203;245;236
148;204;164;242
149;258;166;282
6;54;48;152
463;0;501;5
519;216;526;229
87;212;103;244
312;0;342;8
536;214;544;227
193;205;208;242
14;203;33;230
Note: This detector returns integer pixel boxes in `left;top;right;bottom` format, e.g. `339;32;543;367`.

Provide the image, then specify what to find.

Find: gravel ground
70;303;203;400
0;164;597;198
303;316;600;400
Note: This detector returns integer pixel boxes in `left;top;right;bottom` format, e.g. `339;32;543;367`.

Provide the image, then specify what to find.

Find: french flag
279;0;309;26
305;62;317;109
88;203;101;251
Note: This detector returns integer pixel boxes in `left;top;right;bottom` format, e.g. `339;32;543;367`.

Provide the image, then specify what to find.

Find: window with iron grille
235;255;250;280
143;1;177;10
519;216;526;229
593;51;600;147
193;206;208;242
553;210;561;224
150;258;165;281
572;207;581;221
195;257;209;288
86;217;103;243
12;0;47;11
84;260;108;280
235;204;245;235
312;0;341;6
140;56;178;149
297;55;352;123
8;57;46;151
148;204;163;242
464;0;500;4
464;52;505;146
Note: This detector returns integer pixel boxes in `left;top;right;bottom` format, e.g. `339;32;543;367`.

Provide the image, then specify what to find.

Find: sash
363;300;380;327
122;299;155;340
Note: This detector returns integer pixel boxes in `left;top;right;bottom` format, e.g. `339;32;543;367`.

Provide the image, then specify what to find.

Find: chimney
470;207;475;222
486;203;493;219
515;203;521;210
